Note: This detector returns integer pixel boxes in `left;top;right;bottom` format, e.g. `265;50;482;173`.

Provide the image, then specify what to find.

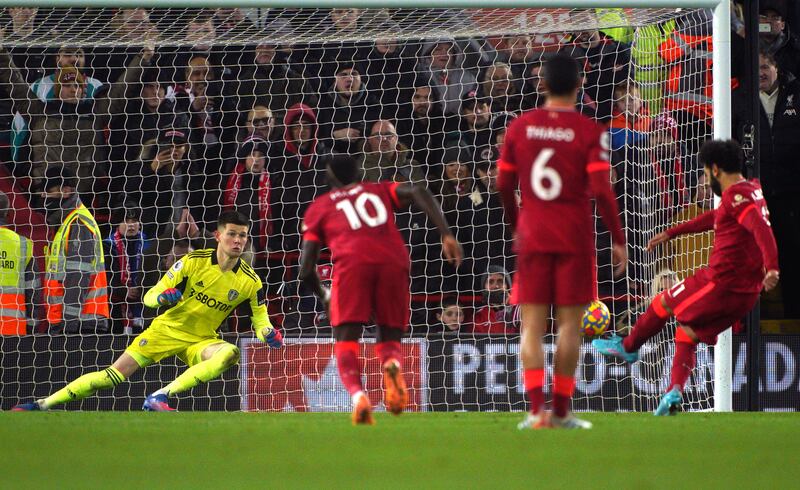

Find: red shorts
663;268;759;345
511;252;596;306
329;264;410;329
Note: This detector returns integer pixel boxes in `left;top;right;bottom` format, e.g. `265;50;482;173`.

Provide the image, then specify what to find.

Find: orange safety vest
659;31;714;121
0;226;33;335
44;205;109;325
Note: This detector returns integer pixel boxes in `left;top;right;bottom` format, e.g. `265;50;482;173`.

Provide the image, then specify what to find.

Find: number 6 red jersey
302;181;411;271
498;108;626;254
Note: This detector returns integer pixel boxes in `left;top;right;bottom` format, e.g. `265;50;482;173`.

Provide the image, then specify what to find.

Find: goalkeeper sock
375;341;401;366
523;368;545;415
669;330;697;392
623;294;670;352
552;374;576;418
334;341;363;396
41;367;125;409
161;344;240;396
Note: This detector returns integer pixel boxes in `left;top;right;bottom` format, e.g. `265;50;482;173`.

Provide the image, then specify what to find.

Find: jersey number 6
336;193;388;230
531;147;561;201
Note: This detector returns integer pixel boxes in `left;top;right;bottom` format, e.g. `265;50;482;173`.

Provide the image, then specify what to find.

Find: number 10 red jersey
302;181;411;271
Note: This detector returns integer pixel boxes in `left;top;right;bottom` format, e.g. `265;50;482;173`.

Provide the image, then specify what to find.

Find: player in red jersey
594;139;780;415
299;154;462;425
497;53;627;430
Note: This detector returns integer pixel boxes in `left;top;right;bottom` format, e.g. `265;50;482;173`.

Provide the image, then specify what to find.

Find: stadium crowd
0;3;797;335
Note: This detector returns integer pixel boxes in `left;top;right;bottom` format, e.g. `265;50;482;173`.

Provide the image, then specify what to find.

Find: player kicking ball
299;154;462;425
497;53;627;429
593;139;779;415
13;212;283;412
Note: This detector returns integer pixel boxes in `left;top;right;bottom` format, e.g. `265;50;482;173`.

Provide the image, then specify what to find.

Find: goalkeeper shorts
125;320;229;367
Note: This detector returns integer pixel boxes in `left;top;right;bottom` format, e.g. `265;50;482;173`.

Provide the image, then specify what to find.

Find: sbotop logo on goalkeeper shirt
187;287;233;312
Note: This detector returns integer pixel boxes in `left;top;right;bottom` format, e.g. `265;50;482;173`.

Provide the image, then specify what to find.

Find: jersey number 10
335;193;388;230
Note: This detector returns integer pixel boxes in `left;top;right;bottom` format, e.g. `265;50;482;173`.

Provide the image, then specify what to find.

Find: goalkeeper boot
11;400;43;411
592;335;639;363
550;413;593;430
351;392;375;426
142;393;175;412
517;411;550;430
654;387;683;416
382;359;408;415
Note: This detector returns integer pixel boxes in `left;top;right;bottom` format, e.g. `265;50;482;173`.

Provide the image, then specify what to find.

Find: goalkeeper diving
13;211;283;412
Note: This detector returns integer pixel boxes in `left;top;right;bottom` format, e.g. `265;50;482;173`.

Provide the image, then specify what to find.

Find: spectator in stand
417;39;481;116
437;147;486;294
521;61;545;110
497;34;537;81
220;40;315;150
29;47;104;102
733;50;800;318
242;105;275;143
92;9;160;84
0;43;146;206
270;102;329;254
317;58;380;154
396;81;448;171
361;119;424;184
222;136;272;256
648;113;694;222
474;156;512;269
759;2;800;79
445;90;491;154
105;206;145;334
213;8;260;42
433;298;466;334
127;122;190;238
609;82;651;151
479;62;524;114
666;171;713;281
570;28;631;121
363;36;417;121
472;266;519;335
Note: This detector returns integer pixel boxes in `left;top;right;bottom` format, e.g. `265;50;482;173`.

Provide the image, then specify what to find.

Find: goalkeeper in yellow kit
13;212;283;412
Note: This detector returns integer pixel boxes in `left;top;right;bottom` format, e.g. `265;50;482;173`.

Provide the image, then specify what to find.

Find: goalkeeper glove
258;326;283;349
157;288;183;306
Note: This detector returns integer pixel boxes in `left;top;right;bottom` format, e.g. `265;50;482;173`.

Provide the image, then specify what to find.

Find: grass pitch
1;412;798;489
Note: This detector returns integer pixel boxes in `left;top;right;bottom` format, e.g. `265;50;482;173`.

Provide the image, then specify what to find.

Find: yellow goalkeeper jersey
143;249;271;338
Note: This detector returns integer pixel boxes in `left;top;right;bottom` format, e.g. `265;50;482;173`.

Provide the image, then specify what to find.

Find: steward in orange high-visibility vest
0;191;39;335
42;167;109;334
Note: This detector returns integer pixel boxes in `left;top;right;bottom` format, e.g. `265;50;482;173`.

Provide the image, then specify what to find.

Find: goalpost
0;1;733;412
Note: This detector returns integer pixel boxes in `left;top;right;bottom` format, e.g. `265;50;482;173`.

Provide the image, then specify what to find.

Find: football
582;300;611;337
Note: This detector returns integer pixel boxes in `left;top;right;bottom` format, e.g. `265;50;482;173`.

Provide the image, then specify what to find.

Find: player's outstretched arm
249;286;282;348
737;204;781;292
395;183;463;267
664;209;716;240
299;239;330;309
142;257;189;308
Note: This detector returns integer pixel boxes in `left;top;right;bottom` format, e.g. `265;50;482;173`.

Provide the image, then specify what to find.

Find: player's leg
376;326;407;415
334;324;372;425
519;304;549;421
14;353;139;411
374;265;411;415
144;340;240;411
550;304;592;429
655;326;698;416
593;292;672;363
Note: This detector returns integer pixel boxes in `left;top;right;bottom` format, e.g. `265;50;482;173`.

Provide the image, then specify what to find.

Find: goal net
0;6;720;412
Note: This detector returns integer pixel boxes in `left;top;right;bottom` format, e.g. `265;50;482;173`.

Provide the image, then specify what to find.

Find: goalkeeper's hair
327;154;360;186
698;139;743;173
218;211;250;229
543;52;581;96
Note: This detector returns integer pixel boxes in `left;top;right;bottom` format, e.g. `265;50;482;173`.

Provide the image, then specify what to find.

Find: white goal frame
0;0;733;412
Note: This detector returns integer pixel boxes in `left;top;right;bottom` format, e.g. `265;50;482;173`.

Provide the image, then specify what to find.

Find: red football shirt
667;180;779;293
302;181;411;271
498;107;625;254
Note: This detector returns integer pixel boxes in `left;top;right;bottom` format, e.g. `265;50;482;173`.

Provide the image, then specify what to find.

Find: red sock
334;341;363;396
670;330;697;392
623;294;670;352
375;341;401;366
552;374;576;418
524;369;545;415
